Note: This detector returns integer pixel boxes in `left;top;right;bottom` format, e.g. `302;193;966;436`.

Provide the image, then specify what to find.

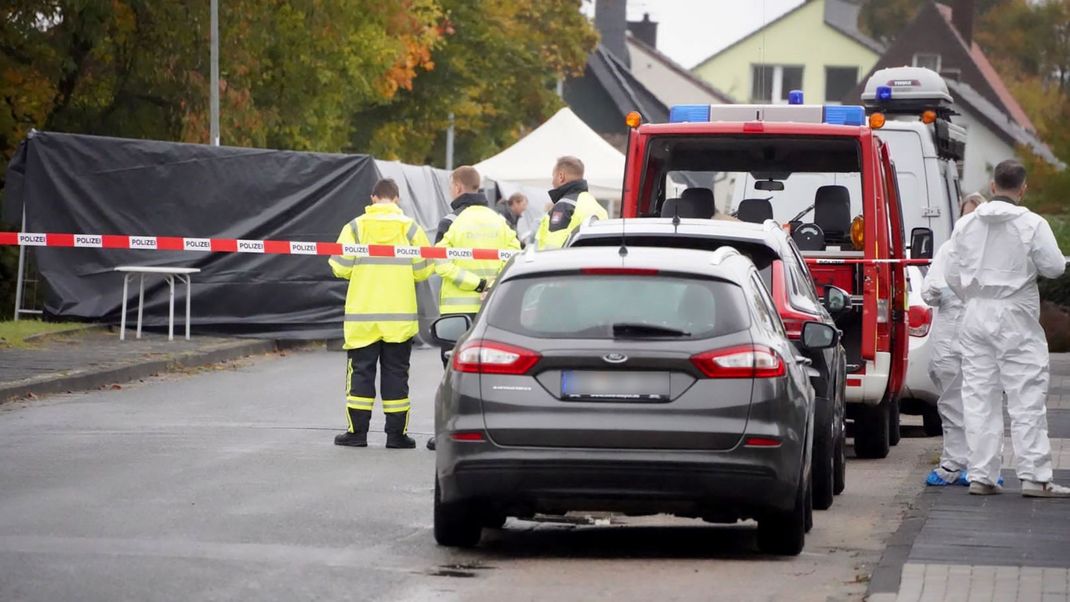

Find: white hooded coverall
946;199;1066;485
922;243;969;472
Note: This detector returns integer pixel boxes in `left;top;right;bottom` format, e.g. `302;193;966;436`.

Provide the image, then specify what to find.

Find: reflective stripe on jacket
436;205;521;314
535;191;607;250
328;203;433;349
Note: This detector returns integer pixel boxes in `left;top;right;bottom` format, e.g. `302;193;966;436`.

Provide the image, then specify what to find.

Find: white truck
861;66;969;436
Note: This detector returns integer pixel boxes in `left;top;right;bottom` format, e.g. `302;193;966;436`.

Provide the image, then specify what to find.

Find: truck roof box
862;66;953;110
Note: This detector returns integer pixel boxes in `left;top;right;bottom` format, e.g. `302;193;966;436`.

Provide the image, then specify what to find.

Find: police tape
0;231;519;261
805;258;932;266
0;231;951;265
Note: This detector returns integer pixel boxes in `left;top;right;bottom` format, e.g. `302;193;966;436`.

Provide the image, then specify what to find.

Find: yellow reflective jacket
535;189;608;250
328;203;433;349
436;204;521;314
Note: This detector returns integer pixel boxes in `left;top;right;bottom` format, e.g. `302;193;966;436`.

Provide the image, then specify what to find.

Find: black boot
426;437;437;450
335;408;370;447
385;411;416;449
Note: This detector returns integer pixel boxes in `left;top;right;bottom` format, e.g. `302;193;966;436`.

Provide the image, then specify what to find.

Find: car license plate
561;371;670;402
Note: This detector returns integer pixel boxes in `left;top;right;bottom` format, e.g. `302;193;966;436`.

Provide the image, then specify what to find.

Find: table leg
120;274;130;341
184;275;192;340
136;274;145;339
167;275;175;342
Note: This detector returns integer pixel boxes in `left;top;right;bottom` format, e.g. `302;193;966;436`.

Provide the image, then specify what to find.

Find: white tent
475;107;626;201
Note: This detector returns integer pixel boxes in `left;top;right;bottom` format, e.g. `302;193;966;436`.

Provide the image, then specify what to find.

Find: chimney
595;0;629;67
627;13;658;49
951;0;975;46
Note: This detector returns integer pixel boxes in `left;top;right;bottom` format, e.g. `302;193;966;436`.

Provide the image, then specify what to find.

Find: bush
1041;301;1070;353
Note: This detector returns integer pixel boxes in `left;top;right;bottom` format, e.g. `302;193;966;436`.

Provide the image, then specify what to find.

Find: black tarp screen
4;131;384;338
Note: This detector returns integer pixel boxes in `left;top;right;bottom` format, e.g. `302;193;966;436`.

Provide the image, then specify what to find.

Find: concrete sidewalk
0;328;284;402
868;354;1070;602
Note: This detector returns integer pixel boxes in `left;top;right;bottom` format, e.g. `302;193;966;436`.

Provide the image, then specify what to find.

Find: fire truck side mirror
823;285;851;315
910;227;934;260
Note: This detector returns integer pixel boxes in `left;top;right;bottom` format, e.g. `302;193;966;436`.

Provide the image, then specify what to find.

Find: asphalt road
0;347;938;601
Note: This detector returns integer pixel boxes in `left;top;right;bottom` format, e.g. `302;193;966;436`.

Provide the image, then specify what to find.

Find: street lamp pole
210;0;220;146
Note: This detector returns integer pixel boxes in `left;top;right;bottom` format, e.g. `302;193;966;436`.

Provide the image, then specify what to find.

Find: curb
0;339;282;403
864;443;941;598
20;323;110;344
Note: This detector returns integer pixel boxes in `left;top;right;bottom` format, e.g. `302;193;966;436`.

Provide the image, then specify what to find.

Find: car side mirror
822;285;850;315
430;314;472;347
801;321;838;350
910;227;934;260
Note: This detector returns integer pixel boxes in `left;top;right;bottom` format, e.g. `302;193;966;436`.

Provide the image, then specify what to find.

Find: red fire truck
619;100;916;458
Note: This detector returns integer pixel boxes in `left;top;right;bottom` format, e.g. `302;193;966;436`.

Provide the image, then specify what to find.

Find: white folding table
115;266;200;341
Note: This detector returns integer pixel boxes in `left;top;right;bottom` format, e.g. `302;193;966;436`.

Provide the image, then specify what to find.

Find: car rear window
487;274;750;339
569;235;776;290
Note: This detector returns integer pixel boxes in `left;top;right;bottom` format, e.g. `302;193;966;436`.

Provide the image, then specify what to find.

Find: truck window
638;135;864;252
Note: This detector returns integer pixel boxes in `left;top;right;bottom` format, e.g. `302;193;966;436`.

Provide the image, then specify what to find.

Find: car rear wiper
611;322;691;338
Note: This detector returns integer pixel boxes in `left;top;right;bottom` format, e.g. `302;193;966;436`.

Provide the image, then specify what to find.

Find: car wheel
757;473;806;556
482;512;507;529
434;479;482;547
804;474;814;533
854;401;890;459
923;407;943;437
833;430;847;495
888;397;901;446
812;421;835;510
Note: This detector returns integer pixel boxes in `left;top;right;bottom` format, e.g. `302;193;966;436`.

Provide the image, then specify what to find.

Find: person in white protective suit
922;193;985;486
946;160;1069;497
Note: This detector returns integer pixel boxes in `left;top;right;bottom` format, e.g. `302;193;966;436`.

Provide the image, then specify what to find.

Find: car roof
573;218;789;253
503;245;756;283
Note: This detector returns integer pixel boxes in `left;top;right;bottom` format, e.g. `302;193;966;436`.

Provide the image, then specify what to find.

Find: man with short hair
498;192;528;233
946;160;1069;497
329;178;433;449
435;166;519;318
922;193;984;486
534;156;608;250
428;166;520;450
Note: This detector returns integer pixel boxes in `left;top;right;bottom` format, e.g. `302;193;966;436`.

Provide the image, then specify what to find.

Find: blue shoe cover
957;472;1004;486
926;468;959;486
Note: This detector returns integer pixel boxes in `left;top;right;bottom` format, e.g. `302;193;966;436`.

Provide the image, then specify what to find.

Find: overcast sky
619;0;805;68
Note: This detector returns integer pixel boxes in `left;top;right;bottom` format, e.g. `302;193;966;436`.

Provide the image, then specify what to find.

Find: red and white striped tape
805;257;932;266
0;231;952;265
0;232;519;261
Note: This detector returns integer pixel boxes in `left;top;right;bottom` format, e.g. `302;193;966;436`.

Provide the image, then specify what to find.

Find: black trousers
346;339;413;416
439;313;478;368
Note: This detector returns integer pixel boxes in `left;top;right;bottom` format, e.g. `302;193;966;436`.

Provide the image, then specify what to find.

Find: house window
825;66;859;104
751;65;804;103
912;53;942;72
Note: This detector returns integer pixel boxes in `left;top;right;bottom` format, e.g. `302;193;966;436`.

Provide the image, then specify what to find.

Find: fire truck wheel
854;401;890;459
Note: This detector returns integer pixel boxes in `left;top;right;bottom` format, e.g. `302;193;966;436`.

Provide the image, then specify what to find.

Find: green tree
858;0;1003;46
976;0;1070;214
0;0;444;163
349;0;597;166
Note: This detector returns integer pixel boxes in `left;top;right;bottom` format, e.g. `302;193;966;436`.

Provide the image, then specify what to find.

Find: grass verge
0;320;82;348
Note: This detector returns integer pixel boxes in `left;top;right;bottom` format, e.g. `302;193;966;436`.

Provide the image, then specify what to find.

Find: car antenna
672;202;681;233
619;199;628;257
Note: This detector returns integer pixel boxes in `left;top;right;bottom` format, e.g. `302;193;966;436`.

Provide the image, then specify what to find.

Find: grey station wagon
429;245;839;555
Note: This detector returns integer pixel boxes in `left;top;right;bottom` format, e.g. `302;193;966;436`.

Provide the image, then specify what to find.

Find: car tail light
781;318;805;340
691;345;785;379
450;431;486;442
452;340;540;374
744;436;782;447
908;305;933;337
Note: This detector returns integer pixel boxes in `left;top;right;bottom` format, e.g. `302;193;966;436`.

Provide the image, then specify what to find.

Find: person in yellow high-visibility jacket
535;156;608;250
328;178;433;449
435;166;521;319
